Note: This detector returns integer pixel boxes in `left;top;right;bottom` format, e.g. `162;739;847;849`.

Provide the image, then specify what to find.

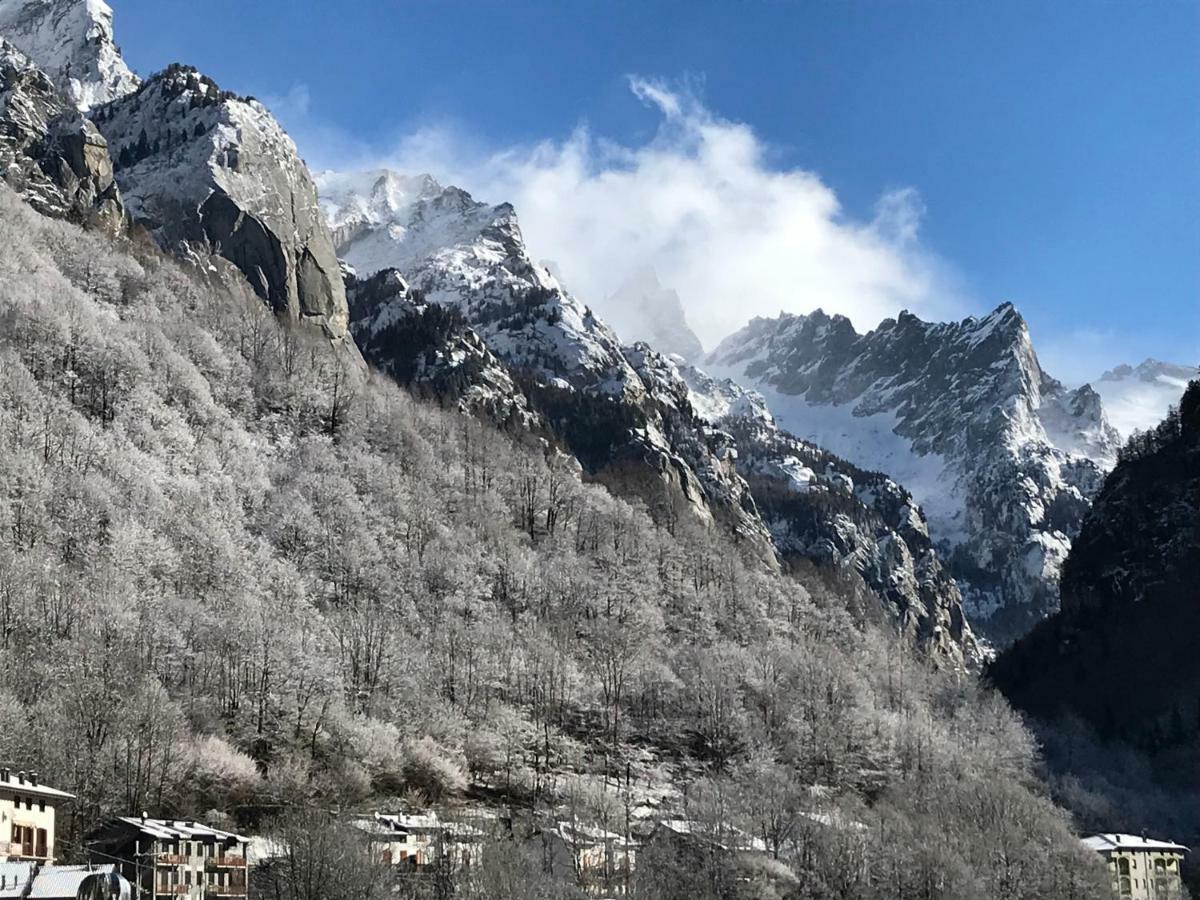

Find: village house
0;770;75;865
523;821;635;896
85;817;248;900
1082;833;1188;899
350;812;485;873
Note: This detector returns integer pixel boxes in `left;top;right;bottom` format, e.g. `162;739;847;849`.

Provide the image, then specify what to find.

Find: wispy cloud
269;77;970;346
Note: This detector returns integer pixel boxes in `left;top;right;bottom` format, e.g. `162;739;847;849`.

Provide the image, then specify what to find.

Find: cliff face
709;305;1119;645
0;38;121;228
91;66;349;338
0;0;139;110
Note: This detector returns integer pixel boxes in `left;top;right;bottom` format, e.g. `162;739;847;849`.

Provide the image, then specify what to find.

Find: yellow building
0;769;74;865
1082;833;1188;899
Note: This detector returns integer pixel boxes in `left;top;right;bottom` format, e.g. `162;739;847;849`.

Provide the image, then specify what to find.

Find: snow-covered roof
28;864;116;899
1082;833;1189;855
354;812;485;839
0;863;32;898
555;821;625;845
113;817;246;844
655;820;768;853
0;771;74;801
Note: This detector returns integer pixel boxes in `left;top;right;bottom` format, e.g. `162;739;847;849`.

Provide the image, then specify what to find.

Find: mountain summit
708;303;1120;644
0;0;138;109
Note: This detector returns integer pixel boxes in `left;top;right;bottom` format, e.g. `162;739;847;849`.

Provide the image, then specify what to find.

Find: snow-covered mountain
321;169;781;563
321;168;978;666
680;364;980;664
601;267;705;362
0;1;350;341
709;305;1119;645
1092;359;1199;439
0;0;137;110
0;37;121;227
87;65;350;339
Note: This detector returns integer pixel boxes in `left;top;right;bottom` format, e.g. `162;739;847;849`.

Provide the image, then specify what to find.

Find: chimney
142;812;148;823
28;772;36;786
16;772;24;785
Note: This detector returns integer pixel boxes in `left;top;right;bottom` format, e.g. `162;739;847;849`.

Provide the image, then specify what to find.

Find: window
35;828;46;859
37;800;44;813
23;798;30;811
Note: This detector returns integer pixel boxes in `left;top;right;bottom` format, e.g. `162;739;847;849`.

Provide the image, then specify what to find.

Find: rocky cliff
91;66;349;338
992;379;1200;746
0;37;120;227
0;0;138;110
708;305;1120;645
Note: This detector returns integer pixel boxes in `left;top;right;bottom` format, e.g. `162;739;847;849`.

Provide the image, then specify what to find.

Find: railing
158;854;187;865
206;856;247;868
155;885;189;896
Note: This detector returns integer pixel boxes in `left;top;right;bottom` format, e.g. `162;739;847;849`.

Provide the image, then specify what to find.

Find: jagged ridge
708;304;1119;645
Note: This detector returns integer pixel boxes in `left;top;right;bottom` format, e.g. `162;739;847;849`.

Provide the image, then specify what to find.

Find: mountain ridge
708;302;1118;644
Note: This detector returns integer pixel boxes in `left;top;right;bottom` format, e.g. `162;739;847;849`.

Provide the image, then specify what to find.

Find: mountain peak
0;0;138;109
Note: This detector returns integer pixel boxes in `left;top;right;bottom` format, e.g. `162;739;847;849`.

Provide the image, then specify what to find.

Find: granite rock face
0;0;139;110
709;304;1121;646
91;66;349;338
0;38;120;227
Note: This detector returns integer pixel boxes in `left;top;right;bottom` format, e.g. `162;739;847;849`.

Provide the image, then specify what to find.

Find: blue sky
111;0;1199;377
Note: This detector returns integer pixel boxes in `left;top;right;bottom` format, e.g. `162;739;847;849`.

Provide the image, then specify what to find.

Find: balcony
155;885;189;896
158;854;188;866
205;856;247;868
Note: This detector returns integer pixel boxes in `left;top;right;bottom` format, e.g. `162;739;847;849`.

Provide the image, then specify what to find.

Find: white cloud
271;77;969;348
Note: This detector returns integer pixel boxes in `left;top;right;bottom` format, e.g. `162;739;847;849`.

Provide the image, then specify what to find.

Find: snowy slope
709;304;1118;644
0;0;137;109
318;169;637;395
1092;359;1198;439
679;362;980;667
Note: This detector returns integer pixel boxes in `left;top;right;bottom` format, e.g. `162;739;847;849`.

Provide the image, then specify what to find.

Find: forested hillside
0;185;1108;896
992;379;1200;883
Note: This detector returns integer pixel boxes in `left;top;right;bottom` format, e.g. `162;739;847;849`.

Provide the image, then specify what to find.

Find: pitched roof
0;772;74;801
1082;833;1190;854
112;818;247;843
28;864;116;899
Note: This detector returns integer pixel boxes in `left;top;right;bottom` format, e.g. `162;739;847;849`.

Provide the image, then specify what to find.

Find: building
85;818;248;900
0;770;75;865
350;813;485;872
523;821;634;895
1082;833;1188;899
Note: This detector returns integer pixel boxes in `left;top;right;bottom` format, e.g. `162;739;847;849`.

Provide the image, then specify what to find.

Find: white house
1081;833;1188;899
0;770;75;865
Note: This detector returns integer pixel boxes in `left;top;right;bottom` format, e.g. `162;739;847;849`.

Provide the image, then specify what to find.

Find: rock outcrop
708;304;1121;645
0;38;120;227
90;66;349;338
0;0;138;110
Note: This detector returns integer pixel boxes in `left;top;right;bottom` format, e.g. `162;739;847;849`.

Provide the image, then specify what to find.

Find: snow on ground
705;362;967;547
